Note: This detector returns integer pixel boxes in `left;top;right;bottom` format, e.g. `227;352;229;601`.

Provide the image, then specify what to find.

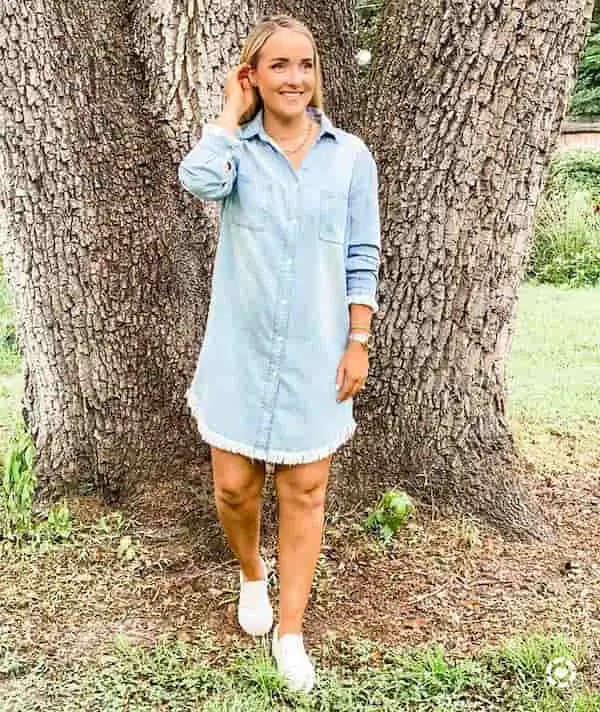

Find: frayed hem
185;389;357;465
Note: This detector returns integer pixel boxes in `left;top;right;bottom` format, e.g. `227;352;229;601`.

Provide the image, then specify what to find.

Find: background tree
568;0;600;116
0;0;593;541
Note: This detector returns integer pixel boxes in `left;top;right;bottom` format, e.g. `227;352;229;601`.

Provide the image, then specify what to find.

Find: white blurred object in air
355;49;372;66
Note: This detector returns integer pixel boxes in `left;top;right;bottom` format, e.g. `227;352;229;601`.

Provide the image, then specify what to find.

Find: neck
263;107;312;140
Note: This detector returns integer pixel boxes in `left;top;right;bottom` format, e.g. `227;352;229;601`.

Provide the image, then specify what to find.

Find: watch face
349;333;372;349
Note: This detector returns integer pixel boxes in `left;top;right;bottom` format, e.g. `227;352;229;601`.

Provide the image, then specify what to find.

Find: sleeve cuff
347;294;379;315
203;122;242;147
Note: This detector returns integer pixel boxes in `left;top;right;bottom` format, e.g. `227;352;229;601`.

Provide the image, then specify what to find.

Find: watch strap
348;332;372;350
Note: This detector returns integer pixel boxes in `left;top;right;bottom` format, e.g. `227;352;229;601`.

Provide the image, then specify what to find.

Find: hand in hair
223;63;256;121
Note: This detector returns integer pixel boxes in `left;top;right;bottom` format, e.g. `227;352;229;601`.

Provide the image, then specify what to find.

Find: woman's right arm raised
178;64;254;201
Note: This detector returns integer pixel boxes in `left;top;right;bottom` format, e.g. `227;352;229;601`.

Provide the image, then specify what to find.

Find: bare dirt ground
1;456;599;693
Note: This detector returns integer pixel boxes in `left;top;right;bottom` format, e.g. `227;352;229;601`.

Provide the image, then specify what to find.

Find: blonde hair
238;14;324;125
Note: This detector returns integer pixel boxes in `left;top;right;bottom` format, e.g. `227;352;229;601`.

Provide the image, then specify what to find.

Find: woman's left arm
345;143;381;324
336;144;382;402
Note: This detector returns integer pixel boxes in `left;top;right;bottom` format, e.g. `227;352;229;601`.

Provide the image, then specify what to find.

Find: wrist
215;104;244;133
347;332;373;352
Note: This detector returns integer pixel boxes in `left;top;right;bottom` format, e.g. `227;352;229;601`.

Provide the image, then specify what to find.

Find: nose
284;65;303;87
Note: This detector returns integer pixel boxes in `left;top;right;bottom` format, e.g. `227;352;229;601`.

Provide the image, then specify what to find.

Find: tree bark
340;0;594;542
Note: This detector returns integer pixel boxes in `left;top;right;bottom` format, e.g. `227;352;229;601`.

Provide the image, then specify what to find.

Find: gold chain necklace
270;118;313;155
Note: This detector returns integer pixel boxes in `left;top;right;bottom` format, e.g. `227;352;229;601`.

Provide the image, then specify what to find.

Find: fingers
351;378;366;397
236;63;254;93
224;63;254;111
336;374;366;402
236;62;251;81
225;63;250;86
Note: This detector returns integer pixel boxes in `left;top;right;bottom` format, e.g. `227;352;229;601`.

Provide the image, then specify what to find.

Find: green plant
568;19;600;117
0;418;72;547
364;489;414;544
355;0;384;56
544;150;600;201
1;418;36;544
527;189;600;287
39;501;73;541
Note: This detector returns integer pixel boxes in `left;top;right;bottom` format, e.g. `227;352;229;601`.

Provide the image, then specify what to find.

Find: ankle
278;621;303;637
240;553;265;581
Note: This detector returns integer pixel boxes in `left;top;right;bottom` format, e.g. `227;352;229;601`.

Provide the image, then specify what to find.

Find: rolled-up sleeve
178;123;241;201
345;144;381;315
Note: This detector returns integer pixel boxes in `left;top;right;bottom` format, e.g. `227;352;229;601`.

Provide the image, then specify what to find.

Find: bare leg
274;454;332;636
210;447;266;581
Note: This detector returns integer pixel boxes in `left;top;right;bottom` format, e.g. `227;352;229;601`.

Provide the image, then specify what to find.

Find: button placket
256;173;300;453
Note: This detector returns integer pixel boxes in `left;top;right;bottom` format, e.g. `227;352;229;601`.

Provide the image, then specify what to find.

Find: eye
272;62;285;69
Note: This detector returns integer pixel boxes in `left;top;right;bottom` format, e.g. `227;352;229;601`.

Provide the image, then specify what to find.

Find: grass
0;270;22;447
506;282;600;473
0;628;597;711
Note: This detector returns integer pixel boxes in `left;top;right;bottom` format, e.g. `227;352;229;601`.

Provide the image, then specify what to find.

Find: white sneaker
237;555;273;636
271;623;316;693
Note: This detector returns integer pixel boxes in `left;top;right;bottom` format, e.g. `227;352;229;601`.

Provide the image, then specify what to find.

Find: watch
348;332;373;351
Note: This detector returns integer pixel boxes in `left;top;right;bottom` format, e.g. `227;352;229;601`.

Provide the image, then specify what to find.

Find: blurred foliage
544;149;600;200
527;151;600;287
568;14;600;118
355;0;384;52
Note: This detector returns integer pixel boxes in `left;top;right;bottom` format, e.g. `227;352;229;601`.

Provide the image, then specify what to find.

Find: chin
278;103;310;119
264;95;311;118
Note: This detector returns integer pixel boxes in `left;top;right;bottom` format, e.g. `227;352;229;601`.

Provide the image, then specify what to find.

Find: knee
278;481;327;510
215;479;261;509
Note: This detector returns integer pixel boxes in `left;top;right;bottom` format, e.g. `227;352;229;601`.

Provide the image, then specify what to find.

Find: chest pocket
319;190;348;244
230;174;272;231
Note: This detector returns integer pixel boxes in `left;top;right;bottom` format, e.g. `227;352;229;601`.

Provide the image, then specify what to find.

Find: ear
248;67;258;87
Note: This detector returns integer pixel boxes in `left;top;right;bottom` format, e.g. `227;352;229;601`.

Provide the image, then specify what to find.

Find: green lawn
507;282;600;473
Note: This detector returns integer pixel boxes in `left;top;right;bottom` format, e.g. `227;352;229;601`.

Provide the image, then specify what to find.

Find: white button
282;299;287;305
287;259;292;266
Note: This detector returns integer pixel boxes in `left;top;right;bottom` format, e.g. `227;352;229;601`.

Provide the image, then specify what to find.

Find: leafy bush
569;20;600;117
355;0;384;53
527;189;600;287
1;420;36;543
544;149;600;200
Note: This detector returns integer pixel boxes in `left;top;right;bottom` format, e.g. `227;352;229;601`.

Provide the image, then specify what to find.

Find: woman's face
249;28;316;120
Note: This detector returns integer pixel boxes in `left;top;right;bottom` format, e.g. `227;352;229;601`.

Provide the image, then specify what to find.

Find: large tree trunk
0;0;592;543
342;0;594;541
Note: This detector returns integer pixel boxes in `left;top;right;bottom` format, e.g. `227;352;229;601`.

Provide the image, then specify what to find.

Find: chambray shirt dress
178;106;381;466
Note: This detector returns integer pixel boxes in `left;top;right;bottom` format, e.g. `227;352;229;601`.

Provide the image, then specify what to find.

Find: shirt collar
238;105;339;142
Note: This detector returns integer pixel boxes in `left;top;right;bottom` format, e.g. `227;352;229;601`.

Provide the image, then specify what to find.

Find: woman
178;14;381;693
